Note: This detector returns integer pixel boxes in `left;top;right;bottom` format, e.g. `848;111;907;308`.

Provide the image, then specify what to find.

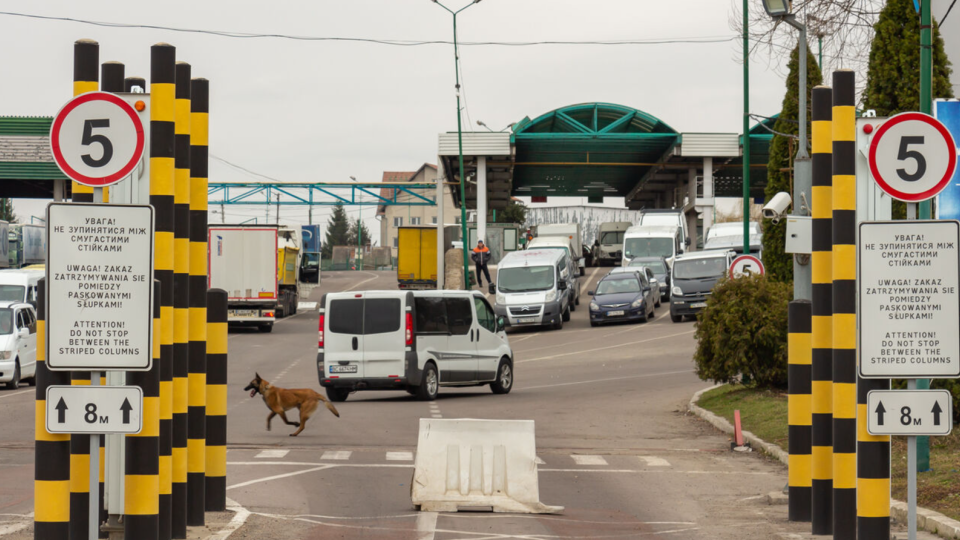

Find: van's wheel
5;361;19;390
575;292;580;306
259;323;273;333
490;359;513;395
552;313;564;330
405;387;417;395
671;313;682;323
561;306;571;322
416;364;439;401
569;298;576;312
326;387;350;402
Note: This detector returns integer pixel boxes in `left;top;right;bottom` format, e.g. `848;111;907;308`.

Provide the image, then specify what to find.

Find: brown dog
243;373;340;436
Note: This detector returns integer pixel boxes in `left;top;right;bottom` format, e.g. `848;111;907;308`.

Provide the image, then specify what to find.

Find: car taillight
405;312;413;346
318;313;325;348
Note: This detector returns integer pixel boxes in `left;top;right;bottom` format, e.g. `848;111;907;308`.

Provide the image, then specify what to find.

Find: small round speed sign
868;112;957;202
50;92;145;187
730;255;765;279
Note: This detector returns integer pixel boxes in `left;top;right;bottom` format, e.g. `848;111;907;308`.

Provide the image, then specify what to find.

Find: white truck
638;210;691;251
535;224;583;273
593;221;631;266
208;225;280;333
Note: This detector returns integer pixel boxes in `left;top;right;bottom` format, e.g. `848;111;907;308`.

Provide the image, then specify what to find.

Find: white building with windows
378;164;457;257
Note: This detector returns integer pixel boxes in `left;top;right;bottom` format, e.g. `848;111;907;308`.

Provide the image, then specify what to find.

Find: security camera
763;192;792;222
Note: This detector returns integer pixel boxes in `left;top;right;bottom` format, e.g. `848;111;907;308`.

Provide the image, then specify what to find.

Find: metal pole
919;0;933;220
742;0;751;254
784;17;808;159
908;378;918;540
818;34;823;71
90;188;104;540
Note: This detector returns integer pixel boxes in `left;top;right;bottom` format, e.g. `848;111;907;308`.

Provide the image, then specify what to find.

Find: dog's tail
315;393;340;418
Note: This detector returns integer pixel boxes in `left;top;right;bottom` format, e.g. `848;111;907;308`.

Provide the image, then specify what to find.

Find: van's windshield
0;285;25;303
674;257;727;279
600;231;624;244
497;266;555;293
624;238;673;260
0;309;13;335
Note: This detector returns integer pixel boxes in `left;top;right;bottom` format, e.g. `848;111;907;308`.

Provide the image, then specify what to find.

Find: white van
622;225;685;269
0;301;37;389
492;249;574;330
522;237;581;307
638;210;690;250
594;221;632;266
0;269;43;307
317;290;513;402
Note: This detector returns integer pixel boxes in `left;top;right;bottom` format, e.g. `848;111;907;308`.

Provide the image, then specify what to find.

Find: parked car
0;301;37;389
627;256;670;302
588;271;656;327
0;269;43;307
491;249;574;330
609;266;661;307
670;250;736;323
318;290;513;402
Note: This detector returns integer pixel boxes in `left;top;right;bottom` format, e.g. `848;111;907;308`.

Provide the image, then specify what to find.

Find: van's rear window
364;298;401;335
329;299;363;334
415;297;449;334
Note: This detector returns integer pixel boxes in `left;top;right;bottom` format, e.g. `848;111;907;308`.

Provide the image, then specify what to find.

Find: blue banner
935;100;960;219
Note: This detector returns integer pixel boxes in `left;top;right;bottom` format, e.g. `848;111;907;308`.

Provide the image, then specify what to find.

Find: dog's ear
255;372;261;381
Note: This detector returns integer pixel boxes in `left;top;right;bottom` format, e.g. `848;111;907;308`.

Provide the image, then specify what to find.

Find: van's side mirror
587;291;594;296
685;237;692;247
18;328;28;339
643;286;651;293
488;283;496;295
557;280;567;291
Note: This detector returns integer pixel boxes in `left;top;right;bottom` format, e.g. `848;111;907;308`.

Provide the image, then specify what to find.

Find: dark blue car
588;272;656;327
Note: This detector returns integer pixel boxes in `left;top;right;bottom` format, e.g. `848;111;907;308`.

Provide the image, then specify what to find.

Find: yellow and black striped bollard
205;289;228;511
788;299;812;521
171;60;192;539
35;279;71;540
810;84;834;536
150;42;177;540
124;281;162;540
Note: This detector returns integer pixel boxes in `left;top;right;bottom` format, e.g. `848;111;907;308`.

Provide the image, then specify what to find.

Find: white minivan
318;290;514;402
0;301;37;389
0;269;43;307
492;249;573;330
622;225;685;269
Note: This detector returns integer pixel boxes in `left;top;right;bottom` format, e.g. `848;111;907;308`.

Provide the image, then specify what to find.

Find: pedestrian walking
518;230;528;250
471;239;492;287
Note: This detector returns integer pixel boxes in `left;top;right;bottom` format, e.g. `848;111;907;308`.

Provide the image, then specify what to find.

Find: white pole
436;157;445;289
477;156;487;246
908;378;917;540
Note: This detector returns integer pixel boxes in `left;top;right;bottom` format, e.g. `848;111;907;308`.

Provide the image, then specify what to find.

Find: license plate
607;310;625;317
230;309;258;318
517;317;538;324
329;365;358;374
691;303;707;309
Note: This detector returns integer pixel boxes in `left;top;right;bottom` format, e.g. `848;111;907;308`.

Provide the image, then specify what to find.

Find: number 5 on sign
868;112;957;202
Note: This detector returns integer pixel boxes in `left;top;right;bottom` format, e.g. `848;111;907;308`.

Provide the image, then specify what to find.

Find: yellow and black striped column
171;61;191;539
151;43;177;540
70;39;98;540
205;289;228;512
810;84;834;536
125;77;146;93
831;69;857;540
858;387;891;534
788;299;812;522
188;77;210;524
35;279;70;540
124;281;161;540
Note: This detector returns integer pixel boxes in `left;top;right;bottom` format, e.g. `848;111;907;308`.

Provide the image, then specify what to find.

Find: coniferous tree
762;44;823;284
0;199;17;223
322;202;351;259
863;0;953;219
346;219;372;247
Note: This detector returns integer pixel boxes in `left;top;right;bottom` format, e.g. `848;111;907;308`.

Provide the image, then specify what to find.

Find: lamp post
351;175;363;270
742;0;751;256
433;0;481;289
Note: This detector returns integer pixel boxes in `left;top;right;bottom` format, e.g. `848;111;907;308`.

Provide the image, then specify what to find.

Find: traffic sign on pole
50;92;145;187
867;389;952;436
729;254;764;279
859;220;960;378
45;386;143;435
868;112;957;202
45;203;154;371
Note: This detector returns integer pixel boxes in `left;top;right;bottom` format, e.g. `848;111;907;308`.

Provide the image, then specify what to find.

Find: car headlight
631;298;644;309
589;302;599;311
0;351;11;360
672;286;683;297
544;289;558;303
496;292;506;304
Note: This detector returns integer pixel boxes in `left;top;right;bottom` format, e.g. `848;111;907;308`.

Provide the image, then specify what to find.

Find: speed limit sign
868;112;957;202
49;92;145;187
730;255;764;279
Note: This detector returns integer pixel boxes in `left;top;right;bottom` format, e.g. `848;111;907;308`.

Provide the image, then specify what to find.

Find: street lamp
761;0;791;17
432;0;482;289
351;175;363;270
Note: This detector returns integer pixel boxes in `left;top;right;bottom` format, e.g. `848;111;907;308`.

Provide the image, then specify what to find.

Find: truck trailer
208;225;280;332
8;224;42;268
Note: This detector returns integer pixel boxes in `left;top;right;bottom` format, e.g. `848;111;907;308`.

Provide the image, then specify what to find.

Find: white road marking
535;456;546;465
226;465;333;491
0;389;33;401
571;454;607;466
518;330;695;363
206;498;251;540
344;271;381;292
580;266;601;296
386;451;414;461
416;511;438;540
297;302;318;311
226;460;776;475
538;468;775;475
638;456;671;467
520;369;693;391
431;414;443;418
320;450;352;460
255;449;289;459
0;521;30;536
509;332;541;343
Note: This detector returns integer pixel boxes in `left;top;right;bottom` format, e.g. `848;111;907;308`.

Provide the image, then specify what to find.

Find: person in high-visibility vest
471;240;492;287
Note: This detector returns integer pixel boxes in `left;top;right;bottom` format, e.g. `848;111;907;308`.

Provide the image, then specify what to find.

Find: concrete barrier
411;418;562;514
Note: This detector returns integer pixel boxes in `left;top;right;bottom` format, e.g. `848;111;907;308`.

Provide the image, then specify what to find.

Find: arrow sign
875;400;886;426
120;398;132;425
932;401;943;426
55;397;68;424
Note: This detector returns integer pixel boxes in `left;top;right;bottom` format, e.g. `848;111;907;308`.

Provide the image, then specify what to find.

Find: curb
687;384;960;540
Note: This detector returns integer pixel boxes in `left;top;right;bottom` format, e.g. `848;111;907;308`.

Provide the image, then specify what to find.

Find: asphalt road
0;269;811;540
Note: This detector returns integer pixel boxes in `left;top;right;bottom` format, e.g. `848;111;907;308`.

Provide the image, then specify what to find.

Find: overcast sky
2;0;798;241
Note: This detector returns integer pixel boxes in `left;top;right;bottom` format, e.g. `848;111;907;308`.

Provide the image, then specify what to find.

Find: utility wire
0;11;738;47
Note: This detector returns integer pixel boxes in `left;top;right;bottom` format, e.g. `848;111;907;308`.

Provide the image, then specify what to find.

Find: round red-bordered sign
868;112;957;202
729;255;765;279
50;92;145;187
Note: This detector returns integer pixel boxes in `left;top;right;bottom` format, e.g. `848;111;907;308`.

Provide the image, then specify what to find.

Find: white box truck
208;225;279;333
535;224;583;272
593;221;631;266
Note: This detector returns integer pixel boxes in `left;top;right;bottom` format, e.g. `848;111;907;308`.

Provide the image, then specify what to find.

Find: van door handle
352;337;358;350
